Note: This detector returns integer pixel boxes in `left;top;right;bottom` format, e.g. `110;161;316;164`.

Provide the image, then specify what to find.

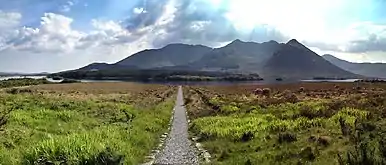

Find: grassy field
184;82;386;165
0;82;176;164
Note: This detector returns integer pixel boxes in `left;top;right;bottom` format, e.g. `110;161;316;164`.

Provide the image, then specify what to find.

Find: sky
0;0;386;72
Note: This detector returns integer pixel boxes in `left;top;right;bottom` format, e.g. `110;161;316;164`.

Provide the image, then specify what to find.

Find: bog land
1;78;386;164
0;80;176;164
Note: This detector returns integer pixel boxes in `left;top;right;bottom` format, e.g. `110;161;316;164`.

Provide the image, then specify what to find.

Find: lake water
0;76;363;85
300;79;361;83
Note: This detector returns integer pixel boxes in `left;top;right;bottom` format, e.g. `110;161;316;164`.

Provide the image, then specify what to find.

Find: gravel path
154;86;199;165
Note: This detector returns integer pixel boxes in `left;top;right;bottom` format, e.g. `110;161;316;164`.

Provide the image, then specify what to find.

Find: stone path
153;86;199;165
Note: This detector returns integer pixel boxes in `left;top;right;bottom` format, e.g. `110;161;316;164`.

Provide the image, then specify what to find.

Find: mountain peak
229;39;245;45
233;39;243;42
286;39;310;50
268;40;278;44
286;39;301;45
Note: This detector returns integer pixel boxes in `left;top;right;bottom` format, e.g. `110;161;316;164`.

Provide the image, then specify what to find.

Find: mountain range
323;55;386;78
62;39;386;80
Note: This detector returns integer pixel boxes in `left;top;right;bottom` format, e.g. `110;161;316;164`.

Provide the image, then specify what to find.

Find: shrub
300;147;316;161
262;88;271;97
337;141;378;165
276;78;283;81
5;88;33;94
0;78;51;88
240;131;254;142
317;136;332;146
299;105;323;119
253;88;263;95
278;132;297;143
339;117;352;136
60;79;80;84
282;90;299;103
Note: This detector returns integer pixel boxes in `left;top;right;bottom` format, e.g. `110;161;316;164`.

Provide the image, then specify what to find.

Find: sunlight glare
215;0;345;42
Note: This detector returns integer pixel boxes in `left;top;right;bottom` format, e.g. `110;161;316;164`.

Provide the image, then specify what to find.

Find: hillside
116;44;212;69
323;54;386;78
57;39;360;80
182;39;282;72
262;39;357;79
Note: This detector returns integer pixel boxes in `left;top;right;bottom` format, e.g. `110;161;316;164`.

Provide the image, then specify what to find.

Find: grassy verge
184;83;386;164
0;83;175;164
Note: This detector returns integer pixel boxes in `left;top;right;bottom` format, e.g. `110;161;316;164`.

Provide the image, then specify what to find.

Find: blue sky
0;0;386;72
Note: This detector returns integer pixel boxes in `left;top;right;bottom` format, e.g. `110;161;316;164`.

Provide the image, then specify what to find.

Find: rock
192;137;200;141
204;152;211;158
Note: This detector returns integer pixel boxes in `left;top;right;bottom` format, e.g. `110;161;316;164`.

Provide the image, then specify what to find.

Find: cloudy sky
0;0;386;72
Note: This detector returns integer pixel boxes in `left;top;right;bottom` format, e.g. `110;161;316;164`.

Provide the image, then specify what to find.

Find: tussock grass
185;83;386;164
0;83;175;164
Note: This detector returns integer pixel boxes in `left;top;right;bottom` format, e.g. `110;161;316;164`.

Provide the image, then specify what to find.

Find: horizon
1;0;386;72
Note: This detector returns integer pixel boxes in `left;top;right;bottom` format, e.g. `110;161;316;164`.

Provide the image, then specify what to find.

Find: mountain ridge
64;39;361;80
262;41;356;79
323;54;386;78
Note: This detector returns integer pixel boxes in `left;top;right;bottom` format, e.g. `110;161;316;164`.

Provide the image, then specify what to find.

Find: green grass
185;86;386;165
190;103;370;164
0;85;175;164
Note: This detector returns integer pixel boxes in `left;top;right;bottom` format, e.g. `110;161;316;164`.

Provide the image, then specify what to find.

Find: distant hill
78;63;138;71
116;44;212;69
262;39;357;79
56;39;361;80
0;72;50;76
181;39;282;72
323;54;386;78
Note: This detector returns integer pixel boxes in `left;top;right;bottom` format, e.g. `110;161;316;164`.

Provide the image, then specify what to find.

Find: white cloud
0;12;152;72
190;21;211;32
7;13;83;53
133;7;147;14
60;0;77;12
0;10;22;29
0;10;22;51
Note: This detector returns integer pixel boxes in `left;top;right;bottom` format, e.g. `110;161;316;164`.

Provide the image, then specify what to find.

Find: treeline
50;69;263;82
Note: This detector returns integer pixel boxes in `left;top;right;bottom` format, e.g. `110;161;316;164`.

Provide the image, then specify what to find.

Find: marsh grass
0;83;175;164
185;84;386;164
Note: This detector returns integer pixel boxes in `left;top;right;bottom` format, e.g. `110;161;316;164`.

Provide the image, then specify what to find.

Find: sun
207;0;343;42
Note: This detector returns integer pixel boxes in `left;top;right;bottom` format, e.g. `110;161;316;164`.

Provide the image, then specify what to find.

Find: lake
0;76;362;85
